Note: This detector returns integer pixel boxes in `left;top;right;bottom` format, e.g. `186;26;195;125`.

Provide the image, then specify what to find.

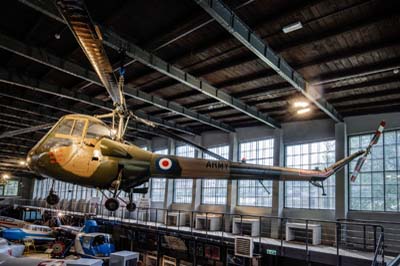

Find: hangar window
32;179;39;199
349;130;400;212
34;178;47;199
202;145;229;205
285;140;336;209
238;138;274;207
33;178;98;202
0;180;19;196
173;145;195;203
151;149;168;202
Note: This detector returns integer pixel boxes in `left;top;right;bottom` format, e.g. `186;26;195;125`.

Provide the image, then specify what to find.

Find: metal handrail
388;254;400;266
371;232;384;266
338;218;400;226
12;199;387;229
9;198;386;230
5;198;388;265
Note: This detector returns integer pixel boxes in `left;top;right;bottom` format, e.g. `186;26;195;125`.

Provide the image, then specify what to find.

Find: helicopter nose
26;150;39;171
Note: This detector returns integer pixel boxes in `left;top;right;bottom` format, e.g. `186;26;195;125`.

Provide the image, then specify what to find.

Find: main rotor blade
156;128;226;161
55;0;121;105
0;123;53;139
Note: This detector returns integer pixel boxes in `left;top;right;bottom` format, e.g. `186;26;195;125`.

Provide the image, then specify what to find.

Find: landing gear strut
46;179;60;205
103;169;123;211
126;190;136;212
310;180;327;196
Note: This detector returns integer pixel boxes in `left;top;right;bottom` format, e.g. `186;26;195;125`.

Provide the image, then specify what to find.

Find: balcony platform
8;201;392;266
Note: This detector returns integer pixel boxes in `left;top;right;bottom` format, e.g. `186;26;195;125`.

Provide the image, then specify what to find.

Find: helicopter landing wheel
105;198;119;211
46;193;60;206
126;202;136;212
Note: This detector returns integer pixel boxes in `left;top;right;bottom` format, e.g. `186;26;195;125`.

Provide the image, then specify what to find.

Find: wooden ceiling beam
0;33;227;133
16;2;280;129
133;1;393;91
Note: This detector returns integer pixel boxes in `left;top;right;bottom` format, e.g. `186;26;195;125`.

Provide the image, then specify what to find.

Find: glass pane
56;119;74;135
238;139;274;207
349;130;400;212
71;120;86;137
285;140;336;210
86;122;111;139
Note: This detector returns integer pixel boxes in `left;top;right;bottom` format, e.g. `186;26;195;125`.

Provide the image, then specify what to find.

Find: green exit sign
266;249;277;256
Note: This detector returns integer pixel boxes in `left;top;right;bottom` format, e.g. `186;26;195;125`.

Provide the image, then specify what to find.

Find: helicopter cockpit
32;115;112;153
27;114;113;176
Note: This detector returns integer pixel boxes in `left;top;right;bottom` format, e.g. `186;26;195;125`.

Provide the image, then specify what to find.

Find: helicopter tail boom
149;149;365;182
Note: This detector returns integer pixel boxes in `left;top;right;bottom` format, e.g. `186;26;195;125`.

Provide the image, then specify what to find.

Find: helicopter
8;0;382;212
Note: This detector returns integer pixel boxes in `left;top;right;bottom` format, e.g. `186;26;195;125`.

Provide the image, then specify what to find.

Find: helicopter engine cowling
99;138;131;159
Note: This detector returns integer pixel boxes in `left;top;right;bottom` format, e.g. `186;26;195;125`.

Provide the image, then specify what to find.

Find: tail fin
350;120;385;182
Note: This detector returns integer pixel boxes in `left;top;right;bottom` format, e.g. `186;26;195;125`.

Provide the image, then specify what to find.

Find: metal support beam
0;167;36;177
144;36;400;97
0;68;195;136
18;0;280;129
0;89;168;143
195;0;343;123
311;57;400;85
126;0;324;86
0;124;52;139
0;92;148;144
103;30;279;128
123;86;234;132
0;150;27;157
324;76;400;95
0;33;234;133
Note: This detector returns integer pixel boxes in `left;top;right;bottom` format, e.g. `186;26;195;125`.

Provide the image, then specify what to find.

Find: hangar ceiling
0;0;399;177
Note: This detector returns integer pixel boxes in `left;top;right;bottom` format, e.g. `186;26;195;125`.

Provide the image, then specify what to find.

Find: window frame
173;145;195;204
348;128;400;212
201;145;229;205
283;139;336;210
237;138;274;207
54;118;88;141
150;148;169;202
1;180;19;196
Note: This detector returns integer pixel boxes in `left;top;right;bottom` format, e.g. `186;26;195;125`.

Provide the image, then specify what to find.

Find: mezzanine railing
4;198;388;266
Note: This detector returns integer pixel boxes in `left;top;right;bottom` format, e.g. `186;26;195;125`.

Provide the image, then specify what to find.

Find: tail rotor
350;121;385;182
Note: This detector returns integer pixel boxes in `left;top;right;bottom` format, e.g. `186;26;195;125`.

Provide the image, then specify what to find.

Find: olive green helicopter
10;0;383;212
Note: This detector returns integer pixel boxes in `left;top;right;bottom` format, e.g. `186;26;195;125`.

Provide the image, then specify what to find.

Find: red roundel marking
159;158;172;170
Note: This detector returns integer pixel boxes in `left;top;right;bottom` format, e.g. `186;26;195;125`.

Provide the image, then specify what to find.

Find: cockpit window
54;119;86;138
86;122;111;140
71;120;86;137
56;119;74;135
34;117;87;153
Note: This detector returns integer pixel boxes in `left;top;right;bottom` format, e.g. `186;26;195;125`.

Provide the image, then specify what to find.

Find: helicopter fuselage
26;114;368;195
27;114;153;190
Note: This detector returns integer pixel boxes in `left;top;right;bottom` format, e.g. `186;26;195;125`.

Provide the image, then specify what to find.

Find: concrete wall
345;112;400;135
282;119;335;145
201;130;230;147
